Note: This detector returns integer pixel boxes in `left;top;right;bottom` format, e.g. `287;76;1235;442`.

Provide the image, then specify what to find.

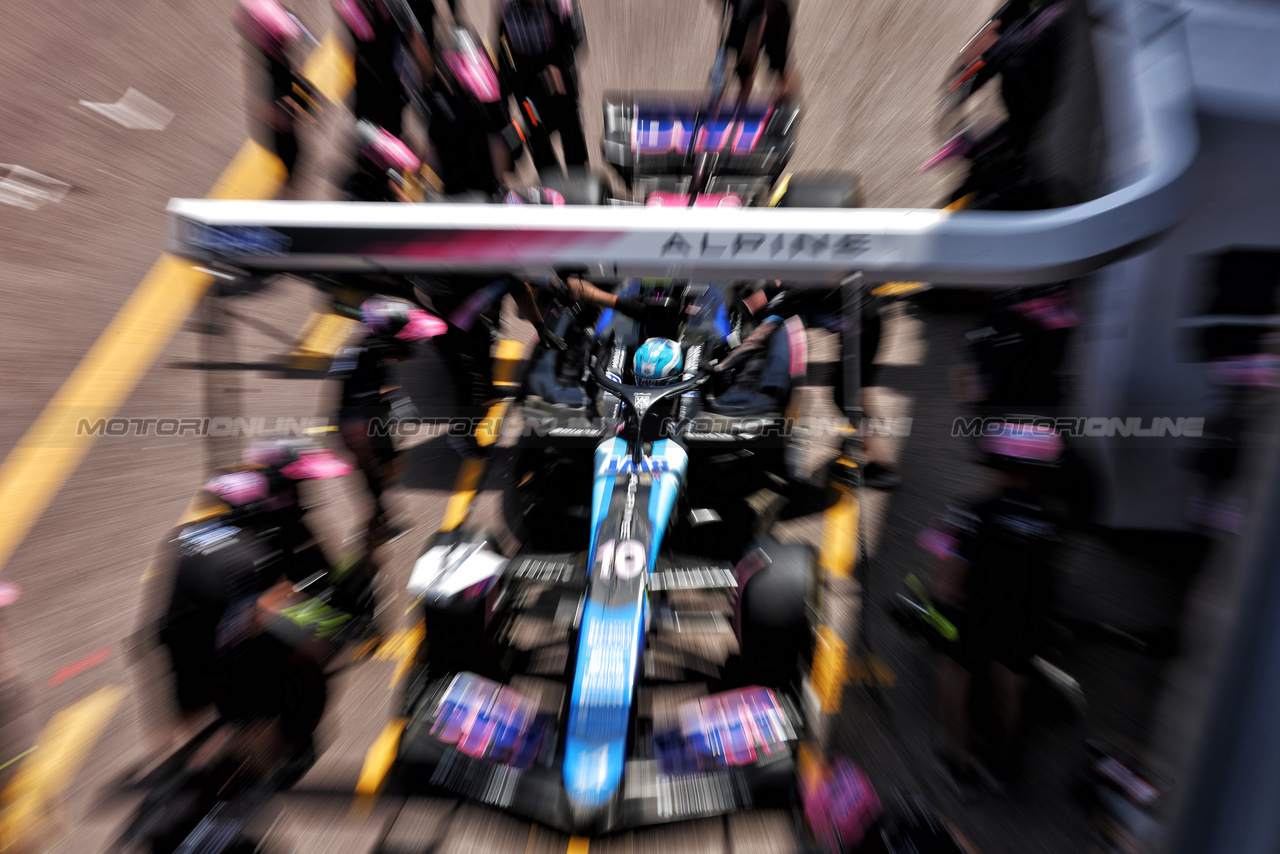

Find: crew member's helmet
238;0;302;63
354;122;421;175
243;438;355;480
360;298;447;343
196;439;354;522
345;122;422;202
632;338;684;387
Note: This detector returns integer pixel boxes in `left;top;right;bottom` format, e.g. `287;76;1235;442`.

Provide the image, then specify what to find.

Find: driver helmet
632;338;684;387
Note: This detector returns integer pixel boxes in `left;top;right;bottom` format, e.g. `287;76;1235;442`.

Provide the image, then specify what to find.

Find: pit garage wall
1073;1;1280;530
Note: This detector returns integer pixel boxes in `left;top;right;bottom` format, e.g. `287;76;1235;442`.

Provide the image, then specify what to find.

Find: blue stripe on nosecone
646;439;688;567
564;597;645;809
588;438;626;573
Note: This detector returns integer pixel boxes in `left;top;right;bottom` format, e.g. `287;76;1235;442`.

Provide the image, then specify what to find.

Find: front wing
395;673;801;835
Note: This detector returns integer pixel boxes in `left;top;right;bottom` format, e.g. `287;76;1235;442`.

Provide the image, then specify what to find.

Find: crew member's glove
536;323;568;352
614;296;648;321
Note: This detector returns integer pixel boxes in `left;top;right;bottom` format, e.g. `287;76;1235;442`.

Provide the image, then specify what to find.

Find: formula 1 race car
390;278;878;841
601;94;862;209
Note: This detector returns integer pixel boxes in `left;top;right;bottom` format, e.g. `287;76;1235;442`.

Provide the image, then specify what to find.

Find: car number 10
595;539;646;580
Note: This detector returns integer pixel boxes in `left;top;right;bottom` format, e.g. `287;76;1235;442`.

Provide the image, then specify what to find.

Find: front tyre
735;540;819;691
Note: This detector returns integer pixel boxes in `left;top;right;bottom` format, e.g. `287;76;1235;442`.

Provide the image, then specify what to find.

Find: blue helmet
632;338;684;387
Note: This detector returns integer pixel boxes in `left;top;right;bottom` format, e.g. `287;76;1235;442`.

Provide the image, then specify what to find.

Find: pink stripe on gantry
368;229;626;262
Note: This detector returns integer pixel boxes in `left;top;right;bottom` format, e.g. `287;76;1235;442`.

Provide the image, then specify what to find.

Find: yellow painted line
0;686;127;848
811;626;849;714
0;35;353;578
767;173;792;207
475;400;511;449
567;837;590;854
819;484;859;580
283;311;360;371
796;743;823;790
492;339;528;388
371;622;422;662
440;457;488;533
206;140;287;200
302;32;355;105
372;621;424;689
351;636;381;661
944;193;975;212
354;717;406;800
0;257;228;575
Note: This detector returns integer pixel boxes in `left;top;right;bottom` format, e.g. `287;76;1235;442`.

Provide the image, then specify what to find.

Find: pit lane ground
0;0;1254;851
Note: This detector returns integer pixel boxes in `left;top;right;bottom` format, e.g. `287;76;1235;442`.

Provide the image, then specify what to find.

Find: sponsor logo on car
603;456;670;475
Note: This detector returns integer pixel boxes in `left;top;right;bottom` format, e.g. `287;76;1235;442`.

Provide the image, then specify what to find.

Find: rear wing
168;0;1195;288
600;96;798;182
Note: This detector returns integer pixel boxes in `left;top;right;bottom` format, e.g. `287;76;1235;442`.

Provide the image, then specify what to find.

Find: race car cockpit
521;277;806;447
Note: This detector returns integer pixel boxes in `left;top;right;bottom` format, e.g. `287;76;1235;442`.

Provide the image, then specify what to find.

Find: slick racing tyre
773;173;863;208
400;530;503;717
537;167;608;205
736;540;819;691
402;592;491;718
421;598;488;675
